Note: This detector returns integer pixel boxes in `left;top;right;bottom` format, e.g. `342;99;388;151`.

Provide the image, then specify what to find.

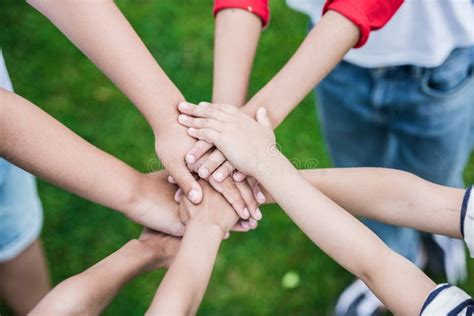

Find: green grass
0;1;473;315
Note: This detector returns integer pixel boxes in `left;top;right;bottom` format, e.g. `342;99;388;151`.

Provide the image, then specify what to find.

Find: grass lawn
1;0;473;314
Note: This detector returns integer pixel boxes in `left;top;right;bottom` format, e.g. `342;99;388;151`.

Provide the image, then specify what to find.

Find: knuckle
208;108;217;116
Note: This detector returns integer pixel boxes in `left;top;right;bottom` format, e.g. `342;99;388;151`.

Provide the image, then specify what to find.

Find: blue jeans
315;47;474;262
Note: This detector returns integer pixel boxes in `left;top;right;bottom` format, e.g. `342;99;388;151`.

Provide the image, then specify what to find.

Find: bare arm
147;223;223;315
213;9;262;106
261;168;464;239
256;155;436;315
242;10;359;127
26;0;203;203
147;182;239;315
31;232;180;316
27;0;181;129
183;7;261;177
299;168;465;239
0;89;184;235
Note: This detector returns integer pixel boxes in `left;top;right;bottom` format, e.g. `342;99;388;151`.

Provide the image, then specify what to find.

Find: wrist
254;151;293;186
150;96;186;136
111;170;148;216
122;239;159;270
212;92;246;108
121;173;167;225
187;219;225;239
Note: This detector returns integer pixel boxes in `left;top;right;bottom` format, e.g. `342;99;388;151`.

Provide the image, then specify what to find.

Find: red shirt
213;0;403;47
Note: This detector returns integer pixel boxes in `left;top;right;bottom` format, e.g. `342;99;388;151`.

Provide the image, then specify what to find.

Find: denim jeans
315;47;474;262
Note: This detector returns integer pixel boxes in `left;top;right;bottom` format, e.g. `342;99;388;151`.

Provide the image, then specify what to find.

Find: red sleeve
213;0;270;27
323;0;403;48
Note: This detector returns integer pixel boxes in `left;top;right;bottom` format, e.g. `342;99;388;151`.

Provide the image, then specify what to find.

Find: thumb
170;166;202;204
256;107;271;128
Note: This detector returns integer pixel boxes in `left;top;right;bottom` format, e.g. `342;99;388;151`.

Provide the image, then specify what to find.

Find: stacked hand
178;180;240;238
177;102;275;180
160;102;268;233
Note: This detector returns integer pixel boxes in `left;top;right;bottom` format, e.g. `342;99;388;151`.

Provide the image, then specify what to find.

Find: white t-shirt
286;0;474;68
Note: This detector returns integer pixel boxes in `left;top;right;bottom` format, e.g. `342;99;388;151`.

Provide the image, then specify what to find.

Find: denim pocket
421;48;474;98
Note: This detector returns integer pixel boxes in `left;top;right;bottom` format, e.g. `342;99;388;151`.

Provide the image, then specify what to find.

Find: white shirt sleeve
461;186;473;258
420;284;473;315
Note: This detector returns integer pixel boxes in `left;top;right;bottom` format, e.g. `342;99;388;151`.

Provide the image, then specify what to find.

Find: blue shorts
0;50;43;262
0;159;43;261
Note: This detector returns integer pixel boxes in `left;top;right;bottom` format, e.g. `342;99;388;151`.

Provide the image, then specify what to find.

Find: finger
212;161;234;182
240;220;251;231
170;167;202;204
168;175;176;184
209;177;250;220
174;188;182;203
256;107;272;128
178;115;224;131
246;176;266;205
188;127;220;144
248;218;258;230
224;232;230;239
185;140;213;165
231;220;251;232
233;171;247;182
236;179;259;220
178;101;226;120
187;151;210;174
198;149;226;179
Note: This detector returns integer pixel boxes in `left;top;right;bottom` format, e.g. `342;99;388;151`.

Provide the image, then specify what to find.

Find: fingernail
243;208;250;219
213;172;224;182
189;189;199;203
257;192;266;203
167;175;175;183
255;208;263;220
249;218;257;228
178;102;188;110
199;167;209;178
233;172;245;182
185;154;195;164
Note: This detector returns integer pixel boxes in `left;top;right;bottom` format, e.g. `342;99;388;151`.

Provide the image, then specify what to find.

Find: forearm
299;168;464;239
27;0;184;132
258;156;435;314
0;90;144;215
147;222;222;315
260;167;463;238
213;9;261;106
31;240;156;316
258;155;382;278
242;10;359;127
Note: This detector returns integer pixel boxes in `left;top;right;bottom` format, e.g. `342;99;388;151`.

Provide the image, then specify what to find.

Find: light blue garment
315;46;474;263
0;50;43;261
0;160;43;261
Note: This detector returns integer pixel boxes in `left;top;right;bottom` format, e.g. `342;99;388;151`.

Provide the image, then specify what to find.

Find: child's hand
127;171;185;236
138;229;181;270
179;180;241;237
177;102;275;178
